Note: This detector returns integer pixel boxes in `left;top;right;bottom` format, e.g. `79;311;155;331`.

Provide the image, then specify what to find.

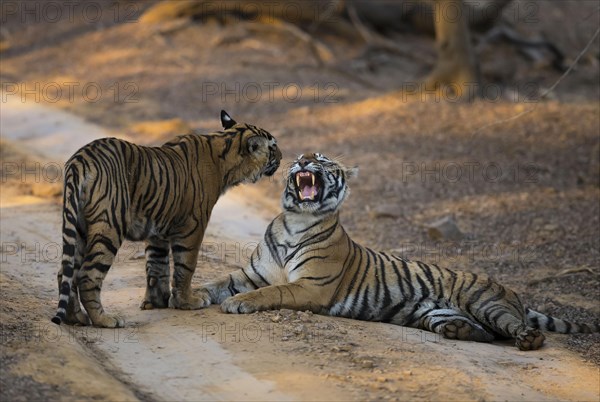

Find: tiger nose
298;158;310;168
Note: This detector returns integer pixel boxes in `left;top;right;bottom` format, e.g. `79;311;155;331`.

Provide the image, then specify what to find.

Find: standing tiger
52;111;281;328
198;153;599;350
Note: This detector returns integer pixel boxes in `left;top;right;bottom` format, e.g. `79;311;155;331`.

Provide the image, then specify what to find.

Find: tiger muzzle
264;147;282;176
265;160;280;176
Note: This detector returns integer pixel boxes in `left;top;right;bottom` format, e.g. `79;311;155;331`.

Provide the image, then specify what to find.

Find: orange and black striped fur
198;153;599;350
52;111;281;327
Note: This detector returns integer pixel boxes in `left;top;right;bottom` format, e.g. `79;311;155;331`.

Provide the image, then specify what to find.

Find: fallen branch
470;26;600;140
347;3;432;65
477;25;566;72
249;17;335;66
527;267;597;286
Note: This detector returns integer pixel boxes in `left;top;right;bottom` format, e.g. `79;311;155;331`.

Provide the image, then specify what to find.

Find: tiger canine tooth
296;175;301;187
311;174;315;186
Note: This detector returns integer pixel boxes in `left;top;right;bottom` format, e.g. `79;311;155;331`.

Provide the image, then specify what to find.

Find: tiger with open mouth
197;153;599;350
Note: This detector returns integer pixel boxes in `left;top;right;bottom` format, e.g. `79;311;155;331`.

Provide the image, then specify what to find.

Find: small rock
427;216;464;241
270;314;282;323
360;360;375;369
130;251;145;260
297;311;313;322
367;205;400;220
376;377;387;383
542;224;559;233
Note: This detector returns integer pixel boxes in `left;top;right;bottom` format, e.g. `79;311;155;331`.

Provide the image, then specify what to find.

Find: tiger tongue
301;185;317;200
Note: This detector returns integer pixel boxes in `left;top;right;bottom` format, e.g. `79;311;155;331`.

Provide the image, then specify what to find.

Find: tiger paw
168;292;210;310
140;297;170;310
140;300;156;310
442;319;472;340
221;294;261;314
141;276;170;310
442;319;494;342
515;328;545;351
65;310;91;326
92;313;125;328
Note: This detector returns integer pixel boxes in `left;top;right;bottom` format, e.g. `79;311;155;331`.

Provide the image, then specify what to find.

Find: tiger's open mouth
295;171;322;202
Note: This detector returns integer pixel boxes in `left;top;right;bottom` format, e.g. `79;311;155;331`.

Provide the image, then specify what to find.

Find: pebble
427;216;464;241
368;204;399;219
360;360;375;369
297;311;313;322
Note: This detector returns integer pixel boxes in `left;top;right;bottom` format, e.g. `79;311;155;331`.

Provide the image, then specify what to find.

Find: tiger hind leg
420;309;495;343
140;238;171;310
479;305;545;350
65;285;91;325
78;229;124;328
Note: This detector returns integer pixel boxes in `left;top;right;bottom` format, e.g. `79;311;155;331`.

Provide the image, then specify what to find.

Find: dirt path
1;103;599;401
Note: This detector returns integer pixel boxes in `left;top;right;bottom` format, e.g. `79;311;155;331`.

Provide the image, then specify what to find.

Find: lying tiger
52;111;281;328
198;153;599;350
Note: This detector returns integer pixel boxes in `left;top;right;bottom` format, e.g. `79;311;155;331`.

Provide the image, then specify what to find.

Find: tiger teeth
296;175;301;187
312;175;315;186
298;189;317;201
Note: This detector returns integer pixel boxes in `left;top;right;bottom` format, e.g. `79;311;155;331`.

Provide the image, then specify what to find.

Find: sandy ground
1;93;599;402
1;1;599;400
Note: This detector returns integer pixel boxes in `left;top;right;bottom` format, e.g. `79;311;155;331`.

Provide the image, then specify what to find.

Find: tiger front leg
199;268;266;305
168;241;209;310
140;238;171;310
221;281;324;314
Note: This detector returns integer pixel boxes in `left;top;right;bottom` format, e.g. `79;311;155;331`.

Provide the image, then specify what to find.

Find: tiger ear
221;110;237;129
346;166;359;179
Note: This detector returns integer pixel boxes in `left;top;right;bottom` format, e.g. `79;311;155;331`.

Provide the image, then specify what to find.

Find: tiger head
283;153;358;215
219;110;282;185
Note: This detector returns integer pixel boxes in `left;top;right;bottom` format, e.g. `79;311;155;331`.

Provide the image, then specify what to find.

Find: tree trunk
424;0;480;99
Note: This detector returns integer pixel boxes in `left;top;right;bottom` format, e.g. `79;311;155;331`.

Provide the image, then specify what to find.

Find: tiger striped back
52;111;281;327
